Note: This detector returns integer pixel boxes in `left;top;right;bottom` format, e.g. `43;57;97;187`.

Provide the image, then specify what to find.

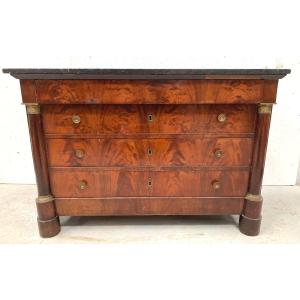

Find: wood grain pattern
34;79;276;104
46;137;253;167
55;197;244;216
49;169;249;198
42;104;257;135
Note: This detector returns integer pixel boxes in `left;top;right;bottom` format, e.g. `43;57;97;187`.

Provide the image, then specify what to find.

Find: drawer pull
147;148;153;156
148;178;153;187
212;180;221;190
214;149;224;158
217;113;226;123
79;180;88;190
147;114;154;122
72;115;81;124
75;149;84;159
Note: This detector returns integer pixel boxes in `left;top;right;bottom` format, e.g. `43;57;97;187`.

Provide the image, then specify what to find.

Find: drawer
55;197;245;216
34;79;273;104
49;169;249;198
46;137;253;167
42;104;256;135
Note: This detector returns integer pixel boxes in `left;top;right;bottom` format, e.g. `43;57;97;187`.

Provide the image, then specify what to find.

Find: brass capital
36;195;54;204
258;103;272;114
25;103;40;114
245;193;263;202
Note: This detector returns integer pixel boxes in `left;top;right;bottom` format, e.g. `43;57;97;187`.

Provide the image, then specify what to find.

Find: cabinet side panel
20;80;37;103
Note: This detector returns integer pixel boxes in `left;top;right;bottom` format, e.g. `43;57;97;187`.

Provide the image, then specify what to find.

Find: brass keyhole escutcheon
147;148;153;156
72;115;81;124
212;180;221;190
217;113;226;123
79;180;88;190
214;149;224;159
147;114;154;122
75;149;84;159
148;178;153;188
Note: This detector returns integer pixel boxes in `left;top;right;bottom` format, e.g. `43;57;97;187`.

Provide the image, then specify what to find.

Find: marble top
2;68;291;80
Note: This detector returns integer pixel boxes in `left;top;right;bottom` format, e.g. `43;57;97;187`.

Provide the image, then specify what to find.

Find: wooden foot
239;193;263;236
239;214;261;236
37;216;60;238
36;195;60;238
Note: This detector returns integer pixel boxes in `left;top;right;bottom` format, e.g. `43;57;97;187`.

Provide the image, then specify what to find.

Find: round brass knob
217;113;226;123
214;149;224;159
79;180;88;190
72;115;81;124
212;180;221;190
75;149;84;159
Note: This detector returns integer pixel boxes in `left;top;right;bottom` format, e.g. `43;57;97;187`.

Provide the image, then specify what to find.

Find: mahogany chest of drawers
3;69;290;237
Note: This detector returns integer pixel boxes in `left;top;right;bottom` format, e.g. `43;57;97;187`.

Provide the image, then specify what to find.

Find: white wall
0;0;299;185
298;161;300;185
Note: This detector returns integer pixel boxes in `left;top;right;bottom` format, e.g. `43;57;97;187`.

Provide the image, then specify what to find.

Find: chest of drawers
3;69;290;237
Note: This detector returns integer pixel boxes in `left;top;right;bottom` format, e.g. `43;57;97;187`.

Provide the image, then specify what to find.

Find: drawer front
46;137;253;167
42;104;256;135
55;197;245;216
50;169;249;198
34;79;274;104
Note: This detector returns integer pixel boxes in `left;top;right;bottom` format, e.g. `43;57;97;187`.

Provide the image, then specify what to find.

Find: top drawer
42;104;256;135
27;79;277;104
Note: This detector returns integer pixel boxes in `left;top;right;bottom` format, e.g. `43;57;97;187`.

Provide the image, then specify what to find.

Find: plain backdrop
0;0;299;185
0;2;300;299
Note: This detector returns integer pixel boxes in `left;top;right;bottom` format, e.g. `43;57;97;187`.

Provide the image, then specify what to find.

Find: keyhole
148;148;153;156
147;114;154;122
148;178;152;187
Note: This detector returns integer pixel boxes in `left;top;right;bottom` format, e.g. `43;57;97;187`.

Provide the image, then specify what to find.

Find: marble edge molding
2;68;291;80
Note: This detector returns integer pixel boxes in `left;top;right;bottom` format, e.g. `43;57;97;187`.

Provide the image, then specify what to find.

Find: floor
0;184;299;244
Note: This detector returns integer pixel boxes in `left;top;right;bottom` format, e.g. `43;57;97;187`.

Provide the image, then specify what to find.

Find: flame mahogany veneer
3;68;290;237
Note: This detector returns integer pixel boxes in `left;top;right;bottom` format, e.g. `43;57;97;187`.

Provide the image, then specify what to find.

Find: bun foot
239;214;261;236
37;216;60;238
